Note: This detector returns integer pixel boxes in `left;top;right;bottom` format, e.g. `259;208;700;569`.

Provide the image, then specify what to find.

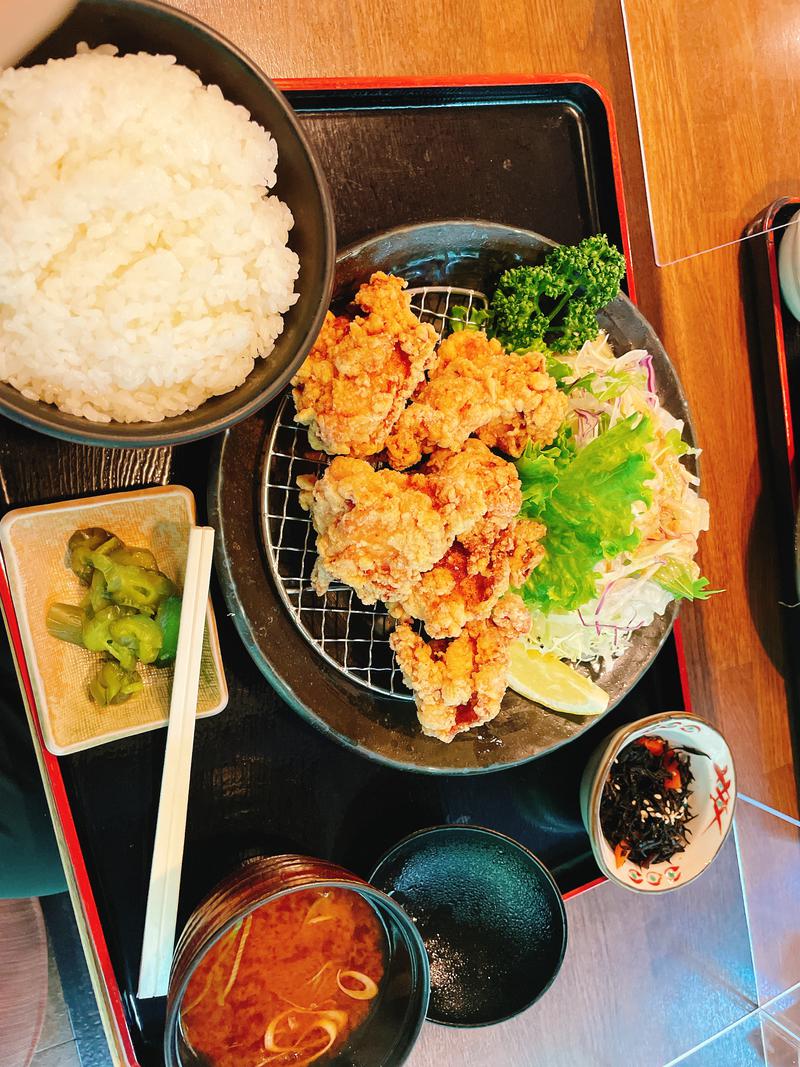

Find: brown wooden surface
623;0;800;264
168;0;798;816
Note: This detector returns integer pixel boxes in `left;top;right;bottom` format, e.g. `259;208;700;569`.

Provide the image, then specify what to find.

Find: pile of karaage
292;272;566;742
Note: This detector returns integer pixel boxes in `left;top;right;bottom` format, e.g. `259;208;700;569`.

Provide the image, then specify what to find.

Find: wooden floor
31;942;81;1067
174;0;800;815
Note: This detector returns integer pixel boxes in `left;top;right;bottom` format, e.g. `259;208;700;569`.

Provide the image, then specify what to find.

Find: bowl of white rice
0;0;335;446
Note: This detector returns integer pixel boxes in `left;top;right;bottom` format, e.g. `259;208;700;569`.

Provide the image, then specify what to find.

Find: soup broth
181;887;386;1067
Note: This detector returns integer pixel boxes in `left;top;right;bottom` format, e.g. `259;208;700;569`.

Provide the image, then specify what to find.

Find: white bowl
579;712;736;893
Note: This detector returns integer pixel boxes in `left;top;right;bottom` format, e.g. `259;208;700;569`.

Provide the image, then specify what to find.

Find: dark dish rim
210;217;697;775
164;876;431;1066
369;823;568;1028
3;0;335;448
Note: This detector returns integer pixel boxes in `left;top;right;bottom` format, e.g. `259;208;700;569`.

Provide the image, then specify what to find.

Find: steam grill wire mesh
262;286;489;699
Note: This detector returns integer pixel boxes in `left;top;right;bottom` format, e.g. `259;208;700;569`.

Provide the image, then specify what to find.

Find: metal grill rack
261;286;489;698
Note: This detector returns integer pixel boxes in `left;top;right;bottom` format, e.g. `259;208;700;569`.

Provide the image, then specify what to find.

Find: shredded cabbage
521;332;713;667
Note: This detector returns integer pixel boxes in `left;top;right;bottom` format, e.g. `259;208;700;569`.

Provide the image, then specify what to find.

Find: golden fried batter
384;329;567;469
300;440;524;608
291;272;437;458
390;595;531;742
298;458;451;605
386;443;543;638
421;438;522;556
388;518;545;638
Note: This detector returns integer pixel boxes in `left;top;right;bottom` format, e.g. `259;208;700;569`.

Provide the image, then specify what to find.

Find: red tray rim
0;73;691;1065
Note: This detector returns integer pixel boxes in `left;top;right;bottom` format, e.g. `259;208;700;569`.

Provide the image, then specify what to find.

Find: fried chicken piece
298;457;452;605
420;438;522;555
388;518;545;638
384;329;567;469
291;272;438;458
301;440;523;608
476;411;557;458
388;440;541;637
390;594;531;742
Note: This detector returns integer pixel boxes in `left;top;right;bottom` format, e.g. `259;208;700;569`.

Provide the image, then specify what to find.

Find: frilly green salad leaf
515;427;576;513
449;304;489;332
663;427;696;458
654;560;721;601
516;413;655;613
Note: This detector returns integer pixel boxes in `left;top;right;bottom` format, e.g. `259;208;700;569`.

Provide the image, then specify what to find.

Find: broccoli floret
489;265;552;350
489;233;626;353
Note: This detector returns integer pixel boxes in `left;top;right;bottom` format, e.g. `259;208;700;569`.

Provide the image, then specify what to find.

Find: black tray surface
746;200;800;598
744;199;800;768
0;84;681;1063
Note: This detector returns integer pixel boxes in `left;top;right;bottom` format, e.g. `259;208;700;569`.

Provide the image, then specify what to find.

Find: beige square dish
0;485;227;755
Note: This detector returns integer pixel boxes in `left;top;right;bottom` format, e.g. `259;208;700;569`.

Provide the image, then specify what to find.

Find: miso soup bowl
164;855;430;1066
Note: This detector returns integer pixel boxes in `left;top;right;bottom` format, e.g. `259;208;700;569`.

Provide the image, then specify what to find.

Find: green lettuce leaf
655;560;720;601
516;413;655;613
516;428;576;515
544;354;573;383
663;427;697;457
449;304;490;332
561;371;597;395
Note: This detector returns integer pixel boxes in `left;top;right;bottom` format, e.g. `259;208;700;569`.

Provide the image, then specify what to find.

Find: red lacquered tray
746;200;800;594
0;75;692;1066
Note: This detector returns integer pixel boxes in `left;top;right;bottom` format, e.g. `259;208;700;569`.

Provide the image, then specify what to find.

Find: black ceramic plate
210;220;697;774
369;825;567;1026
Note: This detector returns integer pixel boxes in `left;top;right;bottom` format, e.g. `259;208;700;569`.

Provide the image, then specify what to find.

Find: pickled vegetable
50;526;183;708
82;605;138;669
67;528;113;584
89;662;143;706
46;602;86;646
108;545;157;571
84;569;111;616
154;596;181;666
109;613;163;666
89;552;176;614
81;605;164;669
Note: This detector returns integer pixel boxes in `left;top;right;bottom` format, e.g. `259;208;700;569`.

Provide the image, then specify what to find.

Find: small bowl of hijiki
579;712;736;892
164;855;430;1067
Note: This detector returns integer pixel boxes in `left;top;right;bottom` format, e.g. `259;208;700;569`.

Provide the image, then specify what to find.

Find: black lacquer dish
0;76;696;1063
370;825;567;1027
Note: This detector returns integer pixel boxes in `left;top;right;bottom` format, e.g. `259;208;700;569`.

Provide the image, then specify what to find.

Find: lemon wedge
508;642;609;716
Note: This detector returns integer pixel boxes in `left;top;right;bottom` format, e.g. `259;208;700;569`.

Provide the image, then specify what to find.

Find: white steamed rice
0;44;300;423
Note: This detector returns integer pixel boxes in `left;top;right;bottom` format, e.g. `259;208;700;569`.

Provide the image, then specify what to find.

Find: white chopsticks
137;525;215;1000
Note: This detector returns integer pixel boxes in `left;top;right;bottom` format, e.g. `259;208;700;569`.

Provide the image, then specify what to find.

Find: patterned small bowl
579;712;736;893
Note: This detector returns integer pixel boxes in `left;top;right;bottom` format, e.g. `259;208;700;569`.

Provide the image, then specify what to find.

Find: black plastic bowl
370;825;567;1026
11;0;334;447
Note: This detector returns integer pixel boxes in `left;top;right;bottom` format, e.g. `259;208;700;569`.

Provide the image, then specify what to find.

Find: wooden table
9;2;797;1063
164;0;799;816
